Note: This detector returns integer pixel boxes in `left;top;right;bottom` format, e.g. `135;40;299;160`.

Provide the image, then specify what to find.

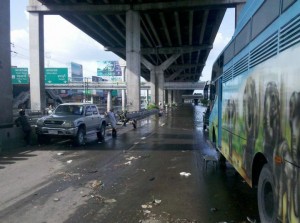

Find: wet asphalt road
0;104;259;223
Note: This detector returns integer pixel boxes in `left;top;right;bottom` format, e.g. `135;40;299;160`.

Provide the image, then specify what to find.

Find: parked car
36;103;107;145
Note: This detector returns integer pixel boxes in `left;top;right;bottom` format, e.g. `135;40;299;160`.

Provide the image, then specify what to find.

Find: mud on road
0;105;259;223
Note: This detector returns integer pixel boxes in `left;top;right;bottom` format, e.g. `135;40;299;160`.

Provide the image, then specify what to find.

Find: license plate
48;130;58;134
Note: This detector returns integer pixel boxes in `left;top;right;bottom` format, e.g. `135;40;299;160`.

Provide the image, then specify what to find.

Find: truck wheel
37;135;50;144
258;164;277;222
74;127;85;146
97;124;106;142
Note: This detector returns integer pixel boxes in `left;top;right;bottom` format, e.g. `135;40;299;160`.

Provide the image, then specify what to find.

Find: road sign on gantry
45;68;68;84
11;67;29;84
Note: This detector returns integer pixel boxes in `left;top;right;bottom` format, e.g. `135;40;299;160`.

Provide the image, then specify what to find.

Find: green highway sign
45;68;68;84
11;67;29;84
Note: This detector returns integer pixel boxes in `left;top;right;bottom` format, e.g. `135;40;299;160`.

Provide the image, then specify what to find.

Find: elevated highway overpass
45;81;206;91
26;0;246;112
0;0;246;128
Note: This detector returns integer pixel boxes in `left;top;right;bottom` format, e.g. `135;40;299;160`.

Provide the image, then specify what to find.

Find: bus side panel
222;43;300;221
209;95;218;145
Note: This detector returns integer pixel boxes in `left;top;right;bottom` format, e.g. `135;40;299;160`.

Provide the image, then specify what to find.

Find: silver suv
36;103;107;145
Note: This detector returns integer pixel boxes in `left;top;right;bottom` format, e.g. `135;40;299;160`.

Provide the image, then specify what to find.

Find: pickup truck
36;103;107;146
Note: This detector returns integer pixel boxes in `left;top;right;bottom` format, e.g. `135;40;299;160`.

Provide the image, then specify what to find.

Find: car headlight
63;121;75;128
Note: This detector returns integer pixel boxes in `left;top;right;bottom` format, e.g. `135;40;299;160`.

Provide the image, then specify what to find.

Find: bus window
203;84;209;100
210;84;216;101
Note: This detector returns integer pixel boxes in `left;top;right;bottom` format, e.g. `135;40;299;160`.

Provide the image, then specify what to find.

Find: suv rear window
55;105;83;115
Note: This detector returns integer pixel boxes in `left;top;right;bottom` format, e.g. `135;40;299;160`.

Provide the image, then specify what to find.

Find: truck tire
97;124;106;142
258;164;277;222
74;127;85;146
37;134;50;145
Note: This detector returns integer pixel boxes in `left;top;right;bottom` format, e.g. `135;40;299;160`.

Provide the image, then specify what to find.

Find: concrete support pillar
146;90;149;106
107;90;112;112
150;70;156;104
0;0;13;126
120;64;126;111
164;90;168;105
142;54;180;108
174;91;181;104
168;90;172;106
157;70;164;108
29;12;46;111
126;10;141;112
122;88;126;111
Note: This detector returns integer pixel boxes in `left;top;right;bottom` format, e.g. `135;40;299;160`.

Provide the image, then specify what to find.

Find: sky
10;0;235;82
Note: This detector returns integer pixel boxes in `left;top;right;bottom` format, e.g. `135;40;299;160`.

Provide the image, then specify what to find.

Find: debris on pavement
126;156;140;161
179;172;191;177
90;180;103;190
80;191;88;197
137;168;146;172
124;161;132;165
141;204;153;209
153;199;161;205
57;152;64;156
143;210;151;214
67;160;72;164
53;198;60;202
104;198;117;204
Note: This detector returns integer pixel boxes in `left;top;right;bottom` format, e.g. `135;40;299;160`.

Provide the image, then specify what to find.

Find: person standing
106;108;117;138
15;110;32;146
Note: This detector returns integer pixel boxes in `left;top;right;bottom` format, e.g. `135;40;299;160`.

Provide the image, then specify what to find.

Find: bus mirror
203;84;209;100
210;84;216;101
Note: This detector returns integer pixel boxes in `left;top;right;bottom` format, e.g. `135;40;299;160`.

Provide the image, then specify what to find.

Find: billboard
71;62;83;82
97;61;122;82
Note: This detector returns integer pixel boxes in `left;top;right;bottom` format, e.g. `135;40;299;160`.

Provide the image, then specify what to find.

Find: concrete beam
165;69;185;81
105;45;212;55
158;54;181;71
28;0;247;14
141;57;154;71
169;63;205;69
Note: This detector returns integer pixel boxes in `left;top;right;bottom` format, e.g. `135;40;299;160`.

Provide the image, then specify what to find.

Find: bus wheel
258;164;277;222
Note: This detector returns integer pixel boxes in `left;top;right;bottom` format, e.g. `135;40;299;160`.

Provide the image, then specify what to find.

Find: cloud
44;15;119;74
10;14;119;75
200;31;233;82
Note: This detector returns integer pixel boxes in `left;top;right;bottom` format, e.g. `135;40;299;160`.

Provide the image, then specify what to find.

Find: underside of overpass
27;0;245;111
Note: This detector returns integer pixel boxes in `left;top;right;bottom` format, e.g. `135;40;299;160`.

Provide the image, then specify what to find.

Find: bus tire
258;164;277;222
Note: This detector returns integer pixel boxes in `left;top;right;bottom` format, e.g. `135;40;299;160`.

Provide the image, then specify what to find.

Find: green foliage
147;103;159;110
201;98;209;106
